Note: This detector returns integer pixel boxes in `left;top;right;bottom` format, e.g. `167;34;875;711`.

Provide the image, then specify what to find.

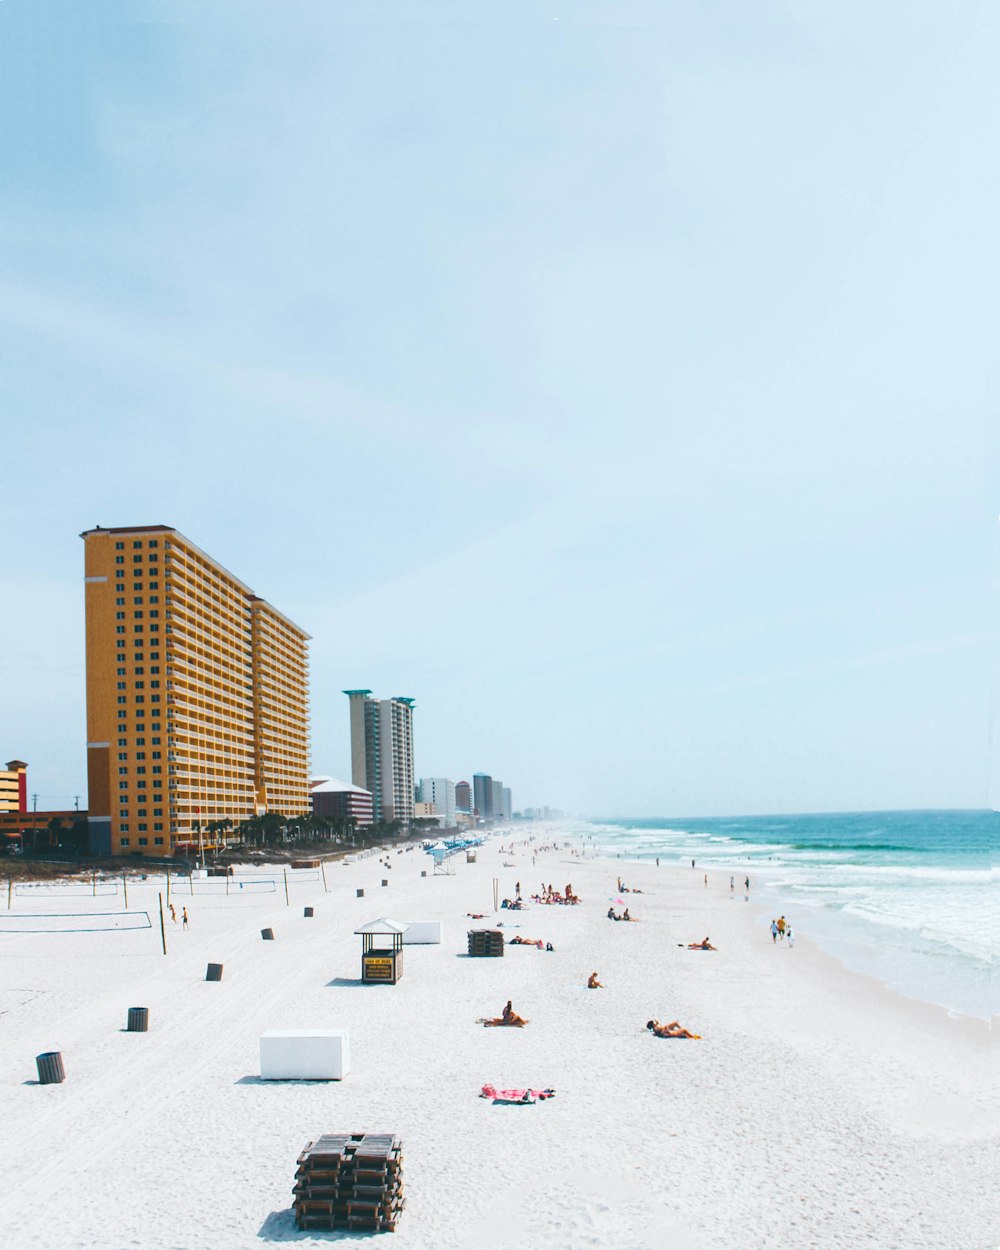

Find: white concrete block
401;921;443;945
259;1029;351;1080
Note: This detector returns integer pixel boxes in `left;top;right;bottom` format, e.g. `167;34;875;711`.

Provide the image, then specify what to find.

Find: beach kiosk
355;918;408;984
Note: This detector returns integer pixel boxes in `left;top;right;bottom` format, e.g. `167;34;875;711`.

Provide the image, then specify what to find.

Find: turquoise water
576;810;996;1020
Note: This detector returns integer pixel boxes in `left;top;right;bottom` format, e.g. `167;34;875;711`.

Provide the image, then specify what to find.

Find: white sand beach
0;837;994;1250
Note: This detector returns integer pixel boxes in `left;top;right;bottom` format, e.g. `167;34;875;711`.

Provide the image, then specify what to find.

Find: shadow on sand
258;1210;374;1242
235;1075;335;1086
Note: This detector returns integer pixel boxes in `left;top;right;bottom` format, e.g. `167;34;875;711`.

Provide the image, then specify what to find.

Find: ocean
573;809;996;1020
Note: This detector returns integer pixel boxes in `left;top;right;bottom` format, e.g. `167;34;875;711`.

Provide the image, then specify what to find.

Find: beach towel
480;1084;555;1104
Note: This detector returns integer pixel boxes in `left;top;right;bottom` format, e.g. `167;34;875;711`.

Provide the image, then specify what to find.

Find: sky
0;0;996;818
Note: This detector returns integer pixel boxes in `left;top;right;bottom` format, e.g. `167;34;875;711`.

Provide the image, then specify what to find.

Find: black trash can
205;962;224;981
36;1051;65;1084
261;928;275;941
420;870;427;878
381;878;388;887
356;888;364;898
126;1007;149;1033
304;906;314;918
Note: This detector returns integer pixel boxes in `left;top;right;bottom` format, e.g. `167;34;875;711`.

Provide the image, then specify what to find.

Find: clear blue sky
0;0;995;817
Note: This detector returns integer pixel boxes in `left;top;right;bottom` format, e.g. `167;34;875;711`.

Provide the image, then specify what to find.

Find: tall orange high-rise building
82;526;309;856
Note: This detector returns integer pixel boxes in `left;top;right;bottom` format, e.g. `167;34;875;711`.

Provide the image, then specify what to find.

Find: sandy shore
0;838;994;1249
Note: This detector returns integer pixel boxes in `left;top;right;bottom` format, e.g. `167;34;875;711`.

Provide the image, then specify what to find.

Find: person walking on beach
745;876;750;892
703;873;707;888
168;903;176;923
730;876;735;892
777;916;787;940
691;859;695;869
770;919;778;943
182;906;189;930
787;925;795;947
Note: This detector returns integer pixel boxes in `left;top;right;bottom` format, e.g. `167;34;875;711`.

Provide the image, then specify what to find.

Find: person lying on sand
509;936;545;948
482;1000;529;1028
587;972;604;988
687;937;716;950
646;1019;700;1039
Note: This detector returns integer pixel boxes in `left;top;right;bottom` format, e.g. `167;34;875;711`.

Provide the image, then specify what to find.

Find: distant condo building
473;773;493;818
417;778;456;825
344;691;415;824
0;759;27;812
455;780;472;813
472;773;511;822
309;777;374;826
82;525;310;856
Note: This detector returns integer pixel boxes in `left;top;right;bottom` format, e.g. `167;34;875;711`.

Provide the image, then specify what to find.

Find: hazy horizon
1;1;994;818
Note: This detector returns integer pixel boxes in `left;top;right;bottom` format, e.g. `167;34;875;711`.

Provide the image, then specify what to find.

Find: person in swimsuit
587;972;604;988
490;1000;527;1027
646;1019;700;1039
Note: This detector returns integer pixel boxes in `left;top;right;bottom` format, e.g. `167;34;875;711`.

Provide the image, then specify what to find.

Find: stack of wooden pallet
293;1132;404;1233
467;929;504;957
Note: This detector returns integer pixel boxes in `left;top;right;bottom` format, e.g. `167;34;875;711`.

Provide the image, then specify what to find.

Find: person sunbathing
646;1018;700;1039
687;937;716;950
483;1000;528;1027
509;935;543;947
587;972;604;989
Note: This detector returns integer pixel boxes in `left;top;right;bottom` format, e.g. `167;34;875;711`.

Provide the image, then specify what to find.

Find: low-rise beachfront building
309;777;374;826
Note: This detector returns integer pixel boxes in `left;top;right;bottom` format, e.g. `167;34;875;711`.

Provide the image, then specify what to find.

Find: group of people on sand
770;916;794;945
616;878;643;894
530;882;580;905
167;904;189;929
607;906;637;922
479;869;706;1041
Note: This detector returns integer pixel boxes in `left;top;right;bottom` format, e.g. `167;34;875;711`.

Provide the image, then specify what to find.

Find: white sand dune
0;840;993;1249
